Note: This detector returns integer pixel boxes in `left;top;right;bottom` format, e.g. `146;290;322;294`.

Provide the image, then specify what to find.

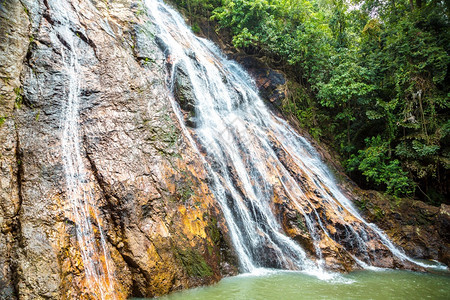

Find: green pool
141;265;449;300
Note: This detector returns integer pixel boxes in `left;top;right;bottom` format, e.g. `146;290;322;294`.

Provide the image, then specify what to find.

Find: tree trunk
416;0;422;9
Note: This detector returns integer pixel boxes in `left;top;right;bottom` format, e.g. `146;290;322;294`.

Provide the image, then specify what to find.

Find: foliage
171;0;450;203
14;87;23;109
169;0;222;19
347;136;415;196
211;0;332;83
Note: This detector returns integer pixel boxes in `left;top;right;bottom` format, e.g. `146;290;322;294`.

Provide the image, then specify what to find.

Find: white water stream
145;0;430;274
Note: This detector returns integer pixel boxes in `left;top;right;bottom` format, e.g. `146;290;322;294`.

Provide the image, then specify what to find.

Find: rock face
173;62;195;111
0;0;237;299
0;0;30;298
354;191;450;267
0;0;448;299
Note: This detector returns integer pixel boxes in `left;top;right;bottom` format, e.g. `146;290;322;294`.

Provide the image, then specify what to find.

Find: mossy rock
175;248;213;277
206;216;221;244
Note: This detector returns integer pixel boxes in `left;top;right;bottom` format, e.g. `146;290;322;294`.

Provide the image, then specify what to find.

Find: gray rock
173;61;196;113
0;0;31;298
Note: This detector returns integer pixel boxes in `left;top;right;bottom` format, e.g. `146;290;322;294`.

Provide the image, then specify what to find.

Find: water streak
50;1;117;298
145;0;429;273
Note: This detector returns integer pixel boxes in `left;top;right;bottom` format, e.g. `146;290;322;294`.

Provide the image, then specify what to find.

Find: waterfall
50;1;117;298
144;0;428;273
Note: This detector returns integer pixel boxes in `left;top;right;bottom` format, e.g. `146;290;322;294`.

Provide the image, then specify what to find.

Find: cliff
0;0;237;298
0;0;448;299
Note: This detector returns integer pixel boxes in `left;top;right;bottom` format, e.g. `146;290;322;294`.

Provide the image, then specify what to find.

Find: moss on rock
175;248;213;278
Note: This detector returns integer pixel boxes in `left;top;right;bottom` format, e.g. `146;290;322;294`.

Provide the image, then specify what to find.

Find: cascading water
49;1;117;298
145;0;429;273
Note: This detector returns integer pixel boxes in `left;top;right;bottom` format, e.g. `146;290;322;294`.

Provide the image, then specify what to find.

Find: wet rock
437;204;450;240
233;55;286;107
0;0;238;298
437;204;450;265
173;61;196;115
266;131;424;272
132;22;164;64
352;190;449;267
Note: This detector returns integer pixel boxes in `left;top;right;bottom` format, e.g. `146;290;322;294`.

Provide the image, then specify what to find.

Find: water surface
143;269;450;300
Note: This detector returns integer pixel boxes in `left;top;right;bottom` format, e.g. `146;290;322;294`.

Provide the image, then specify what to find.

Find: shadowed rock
173;61;196;113
233;55;286;107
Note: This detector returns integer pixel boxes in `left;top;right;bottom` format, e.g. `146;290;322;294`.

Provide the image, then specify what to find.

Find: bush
347;136;415;197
